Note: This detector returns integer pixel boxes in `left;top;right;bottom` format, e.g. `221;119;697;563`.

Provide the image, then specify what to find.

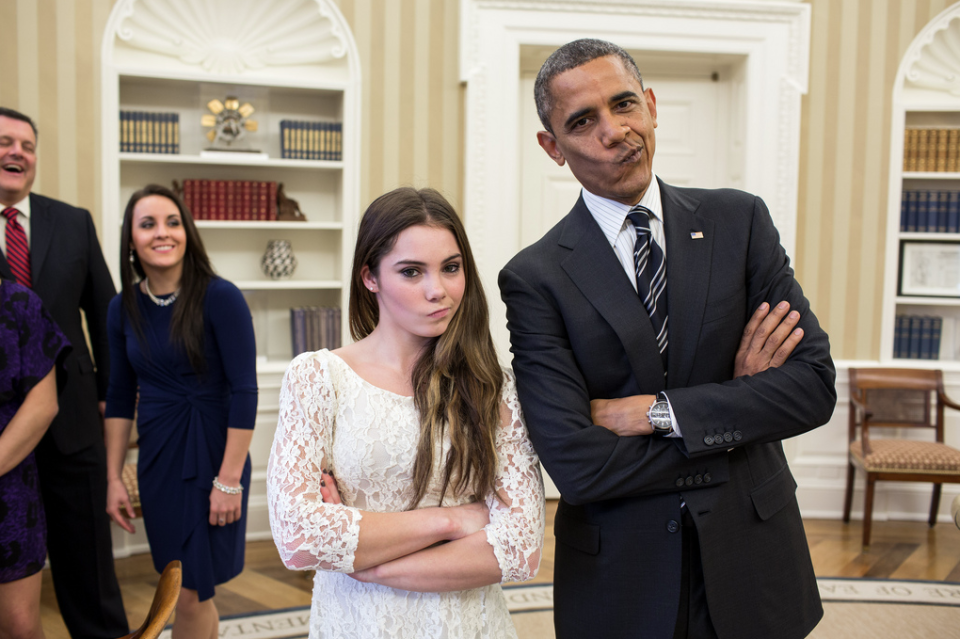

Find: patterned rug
160;579;960;639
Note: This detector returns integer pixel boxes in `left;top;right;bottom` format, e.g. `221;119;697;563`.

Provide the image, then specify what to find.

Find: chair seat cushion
850;439;960;474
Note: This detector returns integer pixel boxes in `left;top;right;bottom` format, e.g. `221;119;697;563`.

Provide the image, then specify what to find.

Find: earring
129;248;135;264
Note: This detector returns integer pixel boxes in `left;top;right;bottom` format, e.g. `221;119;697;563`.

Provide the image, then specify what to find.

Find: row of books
179;179;278;221
280;120;342;161
120;111;180;154
900;189;960;232
903;128;960;172
894;315;946;360
290;307;342;356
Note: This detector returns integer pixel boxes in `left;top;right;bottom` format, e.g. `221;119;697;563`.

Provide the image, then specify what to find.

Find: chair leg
929;483;943;528
862;475;876;548
843;463;856;523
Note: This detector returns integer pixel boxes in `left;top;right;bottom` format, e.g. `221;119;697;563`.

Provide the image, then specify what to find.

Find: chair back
848;368;945;447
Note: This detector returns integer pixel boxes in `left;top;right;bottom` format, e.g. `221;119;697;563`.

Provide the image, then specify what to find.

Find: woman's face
363;224;465;341
130;195;188;276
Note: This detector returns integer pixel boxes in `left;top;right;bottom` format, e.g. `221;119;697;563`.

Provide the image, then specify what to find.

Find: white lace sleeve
484;369;546;583
267;352;363;573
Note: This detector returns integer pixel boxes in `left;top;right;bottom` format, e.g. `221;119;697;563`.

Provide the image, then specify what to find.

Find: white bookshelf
100;0;361;553
101;0;361;372
882;8;960;369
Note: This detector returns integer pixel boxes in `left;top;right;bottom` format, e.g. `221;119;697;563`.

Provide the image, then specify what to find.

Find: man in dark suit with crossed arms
0;107;127;638
499;40;836;638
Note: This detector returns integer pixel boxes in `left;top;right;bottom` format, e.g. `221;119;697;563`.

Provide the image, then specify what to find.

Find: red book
182;179;194;218
258;181;268;220
215;180;226;221
199;180;211;220
268;182;278;221
224;180;242;221
242;180;249;220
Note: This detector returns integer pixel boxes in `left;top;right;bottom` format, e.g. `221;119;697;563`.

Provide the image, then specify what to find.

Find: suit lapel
660;180;715;389
559;197;666;390
29;193;55;286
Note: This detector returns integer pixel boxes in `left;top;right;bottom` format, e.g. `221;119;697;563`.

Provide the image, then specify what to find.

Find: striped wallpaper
1;0;957;360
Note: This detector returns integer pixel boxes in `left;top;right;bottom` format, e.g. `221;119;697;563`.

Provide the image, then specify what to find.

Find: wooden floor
39;500;960;638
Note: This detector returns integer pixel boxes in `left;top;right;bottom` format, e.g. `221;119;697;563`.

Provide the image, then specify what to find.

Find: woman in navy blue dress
104;184;257;639
0;278;69;639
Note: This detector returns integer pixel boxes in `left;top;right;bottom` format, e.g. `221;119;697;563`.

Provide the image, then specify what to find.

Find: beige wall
2;0;957;360
797;0;958;361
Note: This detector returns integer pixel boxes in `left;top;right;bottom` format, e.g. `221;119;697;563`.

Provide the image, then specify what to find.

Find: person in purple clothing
104;184;257;639
0;277;69;639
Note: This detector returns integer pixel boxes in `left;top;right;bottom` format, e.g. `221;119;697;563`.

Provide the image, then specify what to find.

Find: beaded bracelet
213;476;243;495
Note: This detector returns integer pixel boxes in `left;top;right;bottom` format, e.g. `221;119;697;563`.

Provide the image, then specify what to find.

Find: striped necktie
2;207;31;288
626;206;667;362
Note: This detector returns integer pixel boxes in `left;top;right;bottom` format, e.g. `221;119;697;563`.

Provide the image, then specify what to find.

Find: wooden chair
843;368;960;547
118;560;181;639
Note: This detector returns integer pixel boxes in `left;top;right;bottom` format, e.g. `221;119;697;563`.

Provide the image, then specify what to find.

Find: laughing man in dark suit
0;107;127;639
499;40;836;639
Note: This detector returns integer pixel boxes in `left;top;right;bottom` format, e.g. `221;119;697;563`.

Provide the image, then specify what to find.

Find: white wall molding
459;0;810;357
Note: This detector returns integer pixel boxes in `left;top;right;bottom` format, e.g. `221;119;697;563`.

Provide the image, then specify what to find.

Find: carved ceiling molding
113;0;348;75
905;9;960;95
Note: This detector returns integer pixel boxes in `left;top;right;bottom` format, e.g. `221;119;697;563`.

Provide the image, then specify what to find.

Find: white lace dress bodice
267;350;545;639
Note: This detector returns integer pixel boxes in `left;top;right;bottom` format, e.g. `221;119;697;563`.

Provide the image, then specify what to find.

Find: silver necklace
143;278;180;307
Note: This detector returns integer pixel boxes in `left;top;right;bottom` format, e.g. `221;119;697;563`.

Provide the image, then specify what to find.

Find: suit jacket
0;193;116;454
499;180;836;639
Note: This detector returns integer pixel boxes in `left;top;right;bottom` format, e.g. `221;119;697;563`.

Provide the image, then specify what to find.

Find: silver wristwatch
647;393;673;435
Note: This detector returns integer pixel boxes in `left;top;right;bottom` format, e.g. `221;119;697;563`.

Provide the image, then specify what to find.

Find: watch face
649;401;672;430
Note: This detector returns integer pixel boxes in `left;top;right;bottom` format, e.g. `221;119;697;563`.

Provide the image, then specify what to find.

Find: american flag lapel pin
690;231;704;239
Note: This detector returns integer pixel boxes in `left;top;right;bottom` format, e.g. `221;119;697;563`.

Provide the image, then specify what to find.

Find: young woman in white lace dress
267;187;545;639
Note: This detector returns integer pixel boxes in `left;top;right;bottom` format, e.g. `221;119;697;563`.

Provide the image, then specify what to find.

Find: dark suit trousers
674;508;719;639
35;436;129;639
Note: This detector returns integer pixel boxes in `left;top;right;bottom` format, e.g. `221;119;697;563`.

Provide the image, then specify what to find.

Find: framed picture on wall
900;241;960;297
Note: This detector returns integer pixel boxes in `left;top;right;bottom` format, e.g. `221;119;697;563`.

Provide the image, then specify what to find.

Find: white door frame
459;0;811;358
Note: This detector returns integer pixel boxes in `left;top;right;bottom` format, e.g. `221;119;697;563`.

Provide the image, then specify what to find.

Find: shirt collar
7;195;31;219
581;175;662;246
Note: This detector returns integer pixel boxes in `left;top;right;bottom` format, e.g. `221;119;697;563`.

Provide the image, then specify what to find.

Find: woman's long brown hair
120;184;216;375
349;187;503;507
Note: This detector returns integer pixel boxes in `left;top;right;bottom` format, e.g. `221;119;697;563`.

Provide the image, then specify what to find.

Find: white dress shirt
580;176;681;437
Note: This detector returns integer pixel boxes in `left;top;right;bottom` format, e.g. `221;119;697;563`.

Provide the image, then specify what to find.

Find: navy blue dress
105;277;257;600
0;280;69;583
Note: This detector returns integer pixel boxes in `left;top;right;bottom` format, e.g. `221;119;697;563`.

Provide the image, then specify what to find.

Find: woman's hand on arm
103;416;136;533
0;368;58;477
210;427;254;527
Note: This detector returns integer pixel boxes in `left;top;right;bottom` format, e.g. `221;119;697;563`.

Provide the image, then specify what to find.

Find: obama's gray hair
534;39;644;133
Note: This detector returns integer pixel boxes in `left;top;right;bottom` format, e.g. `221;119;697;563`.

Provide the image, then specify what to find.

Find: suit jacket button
685;476;694;486
695;474;703;484
667;520;680;533
723;432;733;443
704;435;714;445
704;473;712;483
733;430;743;441
676;478;685;488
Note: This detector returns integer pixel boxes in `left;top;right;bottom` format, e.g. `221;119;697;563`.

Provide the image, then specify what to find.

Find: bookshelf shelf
120;152;344;170
195;220;343;231
235;280;342;291
896;296;960;306
903;171;960;179
898;232;960;240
